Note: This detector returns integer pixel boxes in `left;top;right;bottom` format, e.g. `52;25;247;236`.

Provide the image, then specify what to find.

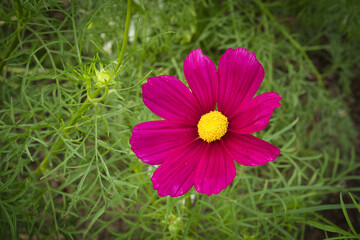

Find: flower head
95;64;115;87
130;47;282;197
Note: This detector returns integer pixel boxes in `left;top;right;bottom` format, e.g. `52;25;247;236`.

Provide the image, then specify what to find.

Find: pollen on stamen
197;111;229;143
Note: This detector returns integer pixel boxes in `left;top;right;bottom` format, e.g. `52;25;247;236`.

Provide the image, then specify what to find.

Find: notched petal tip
230;92;282;134
150;140;205;197
141;75;201;123
129;121;198;165
218;47;265;116
184;48;218;114
194;142;236;196
223;133;281;167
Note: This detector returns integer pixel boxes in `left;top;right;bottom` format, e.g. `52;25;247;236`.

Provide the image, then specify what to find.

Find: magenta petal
223;132;280;166
151;140;206;197
218;47;265;117
143;75;201;124
194;141;236;196
183;49;218;114
230;92;282;134
129;120;198;165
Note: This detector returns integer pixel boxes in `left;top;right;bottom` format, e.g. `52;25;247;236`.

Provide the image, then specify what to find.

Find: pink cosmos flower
130;47;281;197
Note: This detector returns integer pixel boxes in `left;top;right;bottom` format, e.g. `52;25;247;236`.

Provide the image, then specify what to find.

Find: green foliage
0;0;359;239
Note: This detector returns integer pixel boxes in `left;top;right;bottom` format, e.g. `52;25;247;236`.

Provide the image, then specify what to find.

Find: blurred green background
1;0;360;239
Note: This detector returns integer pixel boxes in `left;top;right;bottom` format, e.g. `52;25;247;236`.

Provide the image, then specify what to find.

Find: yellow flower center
197;111;229;143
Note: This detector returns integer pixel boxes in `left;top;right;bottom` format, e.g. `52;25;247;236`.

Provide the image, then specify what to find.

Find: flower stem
185;195;192;215
115;0;132;73
32;88;102;178
32;0;132;179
